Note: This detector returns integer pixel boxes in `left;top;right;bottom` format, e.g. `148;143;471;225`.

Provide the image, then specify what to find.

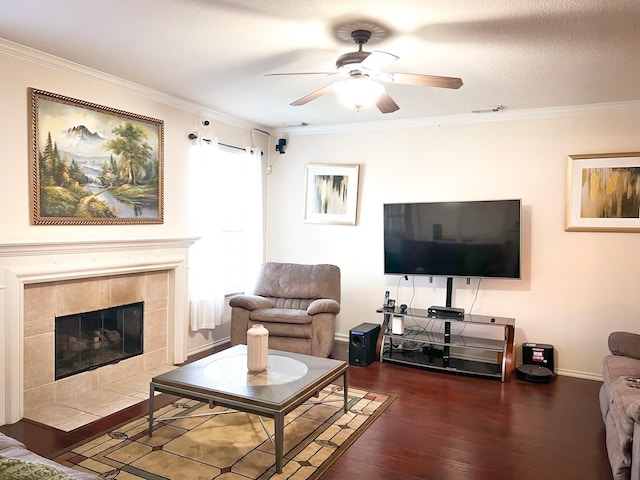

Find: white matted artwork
565;152;640;232
304;163;360;225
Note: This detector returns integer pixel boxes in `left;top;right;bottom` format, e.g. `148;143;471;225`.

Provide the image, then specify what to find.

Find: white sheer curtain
240;146;264;294
188;140;264;331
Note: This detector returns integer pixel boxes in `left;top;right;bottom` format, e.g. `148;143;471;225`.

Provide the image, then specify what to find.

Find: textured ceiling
1;0;640;129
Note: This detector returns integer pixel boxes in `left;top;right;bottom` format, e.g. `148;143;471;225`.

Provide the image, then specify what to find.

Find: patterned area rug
54;384;395;480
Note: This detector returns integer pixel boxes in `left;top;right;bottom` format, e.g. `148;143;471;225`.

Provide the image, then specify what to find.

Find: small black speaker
275;138;287;154
349;323;380;367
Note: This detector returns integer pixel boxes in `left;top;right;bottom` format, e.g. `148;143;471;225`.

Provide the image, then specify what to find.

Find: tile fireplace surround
0;237;197;425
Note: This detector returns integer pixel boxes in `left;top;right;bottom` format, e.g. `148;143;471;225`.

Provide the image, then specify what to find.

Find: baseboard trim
187;337;230;358
553;368;603;382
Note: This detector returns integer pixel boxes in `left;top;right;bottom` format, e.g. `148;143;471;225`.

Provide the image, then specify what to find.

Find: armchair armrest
628;399;640;424
307;298;340;316
229;295;273;311
609;331;640;360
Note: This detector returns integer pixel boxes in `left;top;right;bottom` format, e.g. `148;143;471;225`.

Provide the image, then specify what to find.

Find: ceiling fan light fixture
269;28;463;115
334;76;385;111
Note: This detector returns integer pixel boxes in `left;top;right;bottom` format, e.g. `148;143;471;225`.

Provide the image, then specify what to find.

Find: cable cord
394;274;416;309
468;278;482;314
396;274;418;328
395;275;403;305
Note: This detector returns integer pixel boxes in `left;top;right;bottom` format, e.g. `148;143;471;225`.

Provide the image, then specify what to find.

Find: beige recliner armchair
229;262;340;358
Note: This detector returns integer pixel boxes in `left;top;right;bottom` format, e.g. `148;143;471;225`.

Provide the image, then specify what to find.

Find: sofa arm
609;331;640;360
229;295;273;311
307;298;340;316
628;399;640;424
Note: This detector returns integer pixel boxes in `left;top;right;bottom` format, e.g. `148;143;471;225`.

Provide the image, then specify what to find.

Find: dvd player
427;306;465;319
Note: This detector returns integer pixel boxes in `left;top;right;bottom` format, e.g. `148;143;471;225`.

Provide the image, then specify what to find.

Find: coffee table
148;344;349;473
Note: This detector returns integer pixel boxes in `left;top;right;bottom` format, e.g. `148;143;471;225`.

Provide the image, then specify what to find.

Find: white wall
0;41;267;355
266;113;640;379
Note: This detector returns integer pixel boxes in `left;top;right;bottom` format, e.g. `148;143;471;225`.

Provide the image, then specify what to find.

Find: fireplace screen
55;302;144;380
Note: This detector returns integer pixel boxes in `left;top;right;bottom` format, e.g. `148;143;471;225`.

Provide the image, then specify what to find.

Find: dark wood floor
1;343;613;480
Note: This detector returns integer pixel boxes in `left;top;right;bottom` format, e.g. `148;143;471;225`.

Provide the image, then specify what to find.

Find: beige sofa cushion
250;308;311;324
0;433;98;479
253;263;340;303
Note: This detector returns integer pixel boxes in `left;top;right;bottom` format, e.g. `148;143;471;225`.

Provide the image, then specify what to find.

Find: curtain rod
188;132;263;155
219;142;263;156
219;142;247;152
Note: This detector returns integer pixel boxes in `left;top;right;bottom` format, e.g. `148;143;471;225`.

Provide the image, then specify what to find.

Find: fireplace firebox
55;302;144;380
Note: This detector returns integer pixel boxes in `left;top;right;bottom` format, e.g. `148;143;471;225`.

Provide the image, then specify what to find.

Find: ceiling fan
266;29;463;114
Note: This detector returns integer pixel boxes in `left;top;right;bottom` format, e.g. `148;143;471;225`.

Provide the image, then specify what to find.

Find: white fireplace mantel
0;236;198;425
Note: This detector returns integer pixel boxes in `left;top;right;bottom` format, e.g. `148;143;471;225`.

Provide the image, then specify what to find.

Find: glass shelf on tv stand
376;307;515;382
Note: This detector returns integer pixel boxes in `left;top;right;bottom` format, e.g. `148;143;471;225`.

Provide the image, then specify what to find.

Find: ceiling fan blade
290;84;336;106
376;91;400;114
383;72;463;89
265;72;336;77
360;50;399;72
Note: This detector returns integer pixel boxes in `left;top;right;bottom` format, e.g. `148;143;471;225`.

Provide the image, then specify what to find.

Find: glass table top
202;353;309;386
151;344;347;408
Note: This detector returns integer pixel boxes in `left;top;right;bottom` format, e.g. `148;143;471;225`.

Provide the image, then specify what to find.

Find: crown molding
275;101;640;136
0;37;262;131
4;37;638;138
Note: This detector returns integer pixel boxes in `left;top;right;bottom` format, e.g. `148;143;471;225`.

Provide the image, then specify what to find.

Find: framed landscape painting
29;88;164;225
565;152;640;232
304;163;360;225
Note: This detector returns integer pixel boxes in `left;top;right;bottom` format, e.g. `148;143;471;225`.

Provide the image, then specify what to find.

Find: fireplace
55;302;144;380
0;236;195;425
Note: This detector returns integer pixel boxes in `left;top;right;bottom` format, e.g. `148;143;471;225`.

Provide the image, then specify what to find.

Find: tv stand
376;307;515;381
445;276;454;308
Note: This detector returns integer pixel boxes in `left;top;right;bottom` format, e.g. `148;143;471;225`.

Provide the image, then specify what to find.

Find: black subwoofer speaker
349;323;380;367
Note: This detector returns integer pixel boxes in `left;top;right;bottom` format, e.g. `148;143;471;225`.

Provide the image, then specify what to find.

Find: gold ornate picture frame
565;152;640;232
304;163;360;225
30;88;164;225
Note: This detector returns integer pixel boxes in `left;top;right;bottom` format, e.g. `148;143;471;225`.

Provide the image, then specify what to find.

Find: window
188;142;263;330
218;148;251;294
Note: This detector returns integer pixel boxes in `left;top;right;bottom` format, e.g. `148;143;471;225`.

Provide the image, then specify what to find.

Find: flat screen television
383;199;521;279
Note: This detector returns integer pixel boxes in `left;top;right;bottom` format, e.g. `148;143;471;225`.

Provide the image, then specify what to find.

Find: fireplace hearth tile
23;283;55;322
58;387;137;413
144;348;169;372
90;394;144;418
145;297;168;314
145;271;169;300
55;412;103;432
104;383;149;400
23;364;176;431
55;278;110;317
23;383;56;412
24;402;89;427
98;355;145;386
23;332;54;390
144;309;168;352
56;370;99;403
111;275;145;306
111;364;177;394
24;316;54;337
20;270;174;430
